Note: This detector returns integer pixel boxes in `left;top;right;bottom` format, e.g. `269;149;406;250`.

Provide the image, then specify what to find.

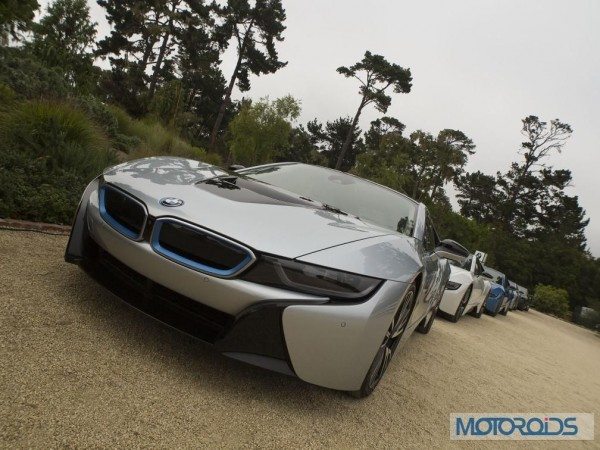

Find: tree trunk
148;3;177;100
208;21;254;153
148;29;171;99
412;166;427;199
208;57;241;152
335;96;366;170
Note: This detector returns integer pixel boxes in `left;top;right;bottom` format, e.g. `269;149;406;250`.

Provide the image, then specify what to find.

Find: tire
472;301;484;319
417;290;442;334
450;286;472;323
349;284;417;398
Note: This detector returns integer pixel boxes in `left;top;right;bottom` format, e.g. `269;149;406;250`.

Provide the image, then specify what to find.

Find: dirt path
1;230;599;448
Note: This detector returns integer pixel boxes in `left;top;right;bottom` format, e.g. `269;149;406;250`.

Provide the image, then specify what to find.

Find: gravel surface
1;229;599;448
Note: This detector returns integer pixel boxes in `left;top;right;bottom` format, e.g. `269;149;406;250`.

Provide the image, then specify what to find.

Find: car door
414;212;443;322
470;257;486;306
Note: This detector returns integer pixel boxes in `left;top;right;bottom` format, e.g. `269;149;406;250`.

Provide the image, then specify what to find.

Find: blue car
482;266;510;316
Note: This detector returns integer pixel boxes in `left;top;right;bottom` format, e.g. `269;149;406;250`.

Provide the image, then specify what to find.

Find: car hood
103;157;392;258
448;264;472;282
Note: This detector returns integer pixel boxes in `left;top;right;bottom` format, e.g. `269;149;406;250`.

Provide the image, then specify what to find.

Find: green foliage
0;100;116;223
0;0;39;43
28;0;98;92
334;51;412;170
0;147;89;224
0;47;70;99
227;96;300;165
209;0;287;149
0;82;16;108
109;104;221;165
307;117;364;171
533;284;571;318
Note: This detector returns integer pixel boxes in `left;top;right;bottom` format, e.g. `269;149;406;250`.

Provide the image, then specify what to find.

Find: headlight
240;255;381;300
446;280;462;290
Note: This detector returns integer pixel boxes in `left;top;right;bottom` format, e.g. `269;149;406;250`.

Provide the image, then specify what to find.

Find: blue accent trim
98;184;145;240
151;219;253;278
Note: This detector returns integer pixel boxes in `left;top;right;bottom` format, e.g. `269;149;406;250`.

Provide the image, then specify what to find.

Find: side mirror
229;164;245;171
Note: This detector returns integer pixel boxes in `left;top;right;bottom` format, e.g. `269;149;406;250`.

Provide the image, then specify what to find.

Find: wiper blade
321;203;348;215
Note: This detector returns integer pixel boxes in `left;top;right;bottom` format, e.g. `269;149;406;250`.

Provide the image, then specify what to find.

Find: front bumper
438;287;465;316
65;180;410;391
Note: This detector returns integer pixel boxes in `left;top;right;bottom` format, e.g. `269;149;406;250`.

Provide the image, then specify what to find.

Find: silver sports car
65;157;450;397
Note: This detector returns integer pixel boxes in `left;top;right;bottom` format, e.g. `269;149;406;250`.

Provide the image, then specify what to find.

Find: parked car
508;280;519;310
439;254;491;322
482;266;510;316
516;285;530;311
65;158;451;397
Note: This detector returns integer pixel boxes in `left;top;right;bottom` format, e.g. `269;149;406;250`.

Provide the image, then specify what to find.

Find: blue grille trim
98;184;148;241
150;218;256;278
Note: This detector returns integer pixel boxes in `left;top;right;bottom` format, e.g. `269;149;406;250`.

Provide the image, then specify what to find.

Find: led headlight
241;255;381;300
446;280;462;290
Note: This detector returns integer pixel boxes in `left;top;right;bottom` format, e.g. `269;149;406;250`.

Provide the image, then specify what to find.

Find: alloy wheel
366;289;415;390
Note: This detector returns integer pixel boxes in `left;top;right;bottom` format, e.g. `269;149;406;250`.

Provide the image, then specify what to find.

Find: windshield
240;163;418;235
485;267;506;285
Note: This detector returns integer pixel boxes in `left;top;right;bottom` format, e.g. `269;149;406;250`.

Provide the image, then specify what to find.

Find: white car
439;254;491;322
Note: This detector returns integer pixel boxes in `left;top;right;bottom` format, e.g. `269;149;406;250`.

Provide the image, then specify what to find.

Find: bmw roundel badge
159;197;184;207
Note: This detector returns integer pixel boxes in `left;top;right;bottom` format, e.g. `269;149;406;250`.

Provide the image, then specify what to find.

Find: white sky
41;0;600;256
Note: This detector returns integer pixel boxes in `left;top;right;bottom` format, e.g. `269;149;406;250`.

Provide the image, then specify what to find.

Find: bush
533;284;571;318
109;104;221;165
0;100;116;224
0;47;69;100
0;100;115;178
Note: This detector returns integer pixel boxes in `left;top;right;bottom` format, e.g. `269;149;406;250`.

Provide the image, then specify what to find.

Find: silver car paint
103;157;391;260
283;280;410;391
70;157;450;391
297;234;421;282
86;189;326;315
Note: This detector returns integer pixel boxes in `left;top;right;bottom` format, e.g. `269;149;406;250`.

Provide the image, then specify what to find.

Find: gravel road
1;230;599;448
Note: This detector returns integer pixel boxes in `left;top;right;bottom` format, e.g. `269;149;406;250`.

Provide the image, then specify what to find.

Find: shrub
0;100;115;179
533;284;571;318
0;47;69;99
108;104;221;165
0;100;116;223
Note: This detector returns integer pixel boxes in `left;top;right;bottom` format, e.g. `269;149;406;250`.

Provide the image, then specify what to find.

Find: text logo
451;413;594;440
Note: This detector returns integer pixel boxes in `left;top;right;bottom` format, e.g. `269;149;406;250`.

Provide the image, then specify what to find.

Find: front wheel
450;286;472;323
349;284;417;398
471;301;485;319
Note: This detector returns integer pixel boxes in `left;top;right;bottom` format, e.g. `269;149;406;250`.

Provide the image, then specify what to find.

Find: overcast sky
42;0;600;255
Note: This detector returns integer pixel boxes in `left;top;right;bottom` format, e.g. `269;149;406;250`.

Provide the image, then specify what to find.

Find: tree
227;95;300;165
497;116;574;234
354;117;410;193
307;117;364;171
176;21;228;144
276;125;326;165
456;171;499;223
96;0;216;113
0;0;39;44
29;0;97;91
209;0;287;151
335;51;412;170
394;129;474;201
